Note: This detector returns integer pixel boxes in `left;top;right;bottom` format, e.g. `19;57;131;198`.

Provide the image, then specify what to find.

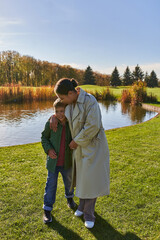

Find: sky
0;0;160;78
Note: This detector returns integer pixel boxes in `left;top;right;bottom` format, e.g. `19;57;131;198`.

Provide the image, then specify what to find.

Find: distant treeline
0;50;159;87
0;51;110;86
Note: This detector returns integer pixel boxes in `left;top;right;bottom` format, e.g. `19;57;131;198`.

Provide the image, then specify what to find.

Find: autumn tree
94;72;111;86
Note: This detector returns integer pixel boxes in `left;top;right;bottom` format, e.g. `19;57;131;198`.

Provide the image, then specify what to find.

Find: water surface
0;101;157;147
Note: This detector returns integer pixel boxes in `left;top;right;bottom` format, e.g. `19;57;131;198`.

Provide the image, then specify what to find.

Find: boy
41;98;76;223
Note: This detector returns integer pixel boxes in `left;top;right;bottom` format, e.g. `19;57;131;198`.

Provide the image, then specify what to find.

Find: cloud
0;32;30;37
97;63;160;78
140;63;160;75
0;18;23;27
61;62;87;70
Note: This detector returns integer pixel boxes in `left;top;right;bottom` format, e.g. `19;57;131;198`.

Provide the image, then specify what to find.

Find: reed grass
0;85;117;103
86;88;117;101
0;85;56;103
0;84;159;104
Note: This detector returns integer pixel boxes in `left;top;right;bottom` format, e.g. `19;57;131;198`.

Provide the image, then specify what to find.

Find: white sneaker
74;210;83;217
85;221;94;228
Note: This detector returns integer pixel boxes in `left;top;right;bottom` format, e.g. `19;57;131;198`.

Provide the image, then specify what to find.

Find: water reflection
98;101;156;130
121;103;147;123
0;101;157;147
0;101;53;123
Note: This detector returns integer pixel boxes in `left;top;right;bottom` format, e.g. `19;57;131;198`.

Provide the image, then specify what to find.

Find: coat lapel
72;103;80;121
65;88;86;135
72;88;86;121
65;105;73;135
65;105;71;122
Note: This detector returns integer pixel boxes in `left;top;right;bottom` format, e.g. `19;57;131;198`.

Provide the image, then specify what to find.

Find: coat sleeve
41;121;54;154
73;100;101;147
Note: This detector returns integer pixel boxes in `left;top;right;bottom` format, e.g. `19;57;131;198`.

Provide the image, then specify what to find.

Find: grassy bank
80;85;160;102
0;110;160;239
0;85;159;103
80;85;129;99
146;88;160;101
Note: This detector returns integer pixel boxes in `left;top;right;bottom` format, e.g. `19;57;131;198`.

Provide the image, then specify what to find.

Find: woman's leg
83;198;97;222
77;198;85;212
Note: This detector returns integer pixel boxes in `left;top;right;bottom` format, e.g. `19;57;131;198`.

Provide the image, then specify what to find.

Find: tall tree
132;64;144;81
144;72;150;86
110;67;121;86
83;66;96;85
123;66;133;86
147;70;158;87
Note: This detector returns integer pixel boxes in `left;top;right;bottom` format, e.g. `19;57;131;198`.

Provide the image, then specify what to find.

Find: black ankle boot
67;198;76;209
43;210;52;223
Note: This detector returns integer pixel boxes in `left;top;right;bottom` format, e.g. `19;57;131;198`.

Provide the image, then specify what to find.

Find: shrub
121;80;157;105
121;90;131;103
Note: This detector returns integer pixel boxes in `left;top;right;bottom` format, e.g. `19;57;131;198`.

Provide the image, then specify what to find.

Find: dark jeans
43;167;74;211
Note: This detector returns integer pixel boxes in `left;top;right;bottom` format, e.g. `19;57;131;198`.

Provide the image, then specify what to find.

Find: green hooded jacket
41;120;72;173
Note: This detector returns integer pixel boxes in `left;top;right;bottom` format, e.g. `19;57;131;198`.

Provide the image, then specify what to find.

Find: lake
0;101;157;147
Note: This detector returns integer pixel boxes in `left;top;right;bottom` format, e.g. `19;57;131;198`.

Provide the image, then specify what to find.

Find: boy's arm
50;114;58;132
41;121;56;157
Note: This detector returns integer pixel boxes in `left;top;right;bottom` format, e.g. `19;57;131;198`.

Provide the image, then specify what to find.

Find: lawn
0;105;160;239
146;88;160;101
80;85;129;99
80;85;160;101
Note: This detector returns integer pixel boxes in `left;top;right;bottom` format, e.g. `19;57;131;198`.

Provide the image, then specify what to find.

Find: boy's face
55;107;66;122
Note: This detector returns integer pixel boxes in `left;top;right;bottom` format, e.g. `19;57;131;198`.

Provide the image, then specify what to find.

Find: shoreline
0;103;160;148
142;103;160;113
108;103;160;132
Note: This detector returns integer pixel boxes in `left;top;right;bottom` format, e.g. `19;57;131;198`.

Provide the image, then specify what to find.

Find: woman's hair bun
71;78;78;88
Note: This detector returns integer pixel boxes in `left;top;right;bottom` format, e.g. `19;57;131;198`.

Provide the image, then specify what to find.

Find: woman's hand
50;114;58;132
69;140;78;150
48;149;57;159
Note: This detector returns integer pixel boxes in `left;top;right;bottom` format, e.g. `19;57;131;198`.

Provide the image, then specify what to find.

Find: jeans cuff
65;193;74;199
43;204;53;211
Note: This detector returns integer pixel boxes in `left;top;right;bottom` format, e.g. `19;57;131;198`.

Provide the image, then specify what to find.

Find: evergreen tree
132;64;144;81
110;67;121;86
148;70;158;87
144;72;150;86
83;66;96;85
123;66;133;86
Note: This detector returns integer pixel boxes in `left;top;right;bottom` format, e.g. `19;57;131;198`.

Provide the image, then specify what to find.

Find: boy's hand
50;115;58;132
48;149;57;159
69;140;78;150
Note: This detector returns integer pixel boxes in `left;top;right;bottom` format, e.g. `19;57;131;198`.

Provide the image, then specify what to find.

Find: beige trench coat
65;88;110;198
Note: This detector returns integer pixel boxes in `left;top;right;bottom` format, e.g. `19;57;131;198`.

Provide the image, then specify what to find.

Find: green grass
80;85;129;99
80;85;160;101
146;88;160;102
0;109;160;239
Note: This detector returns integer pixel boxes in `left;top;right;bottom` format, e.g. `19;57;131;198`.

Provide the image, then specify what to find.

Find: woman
51;78;110;228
